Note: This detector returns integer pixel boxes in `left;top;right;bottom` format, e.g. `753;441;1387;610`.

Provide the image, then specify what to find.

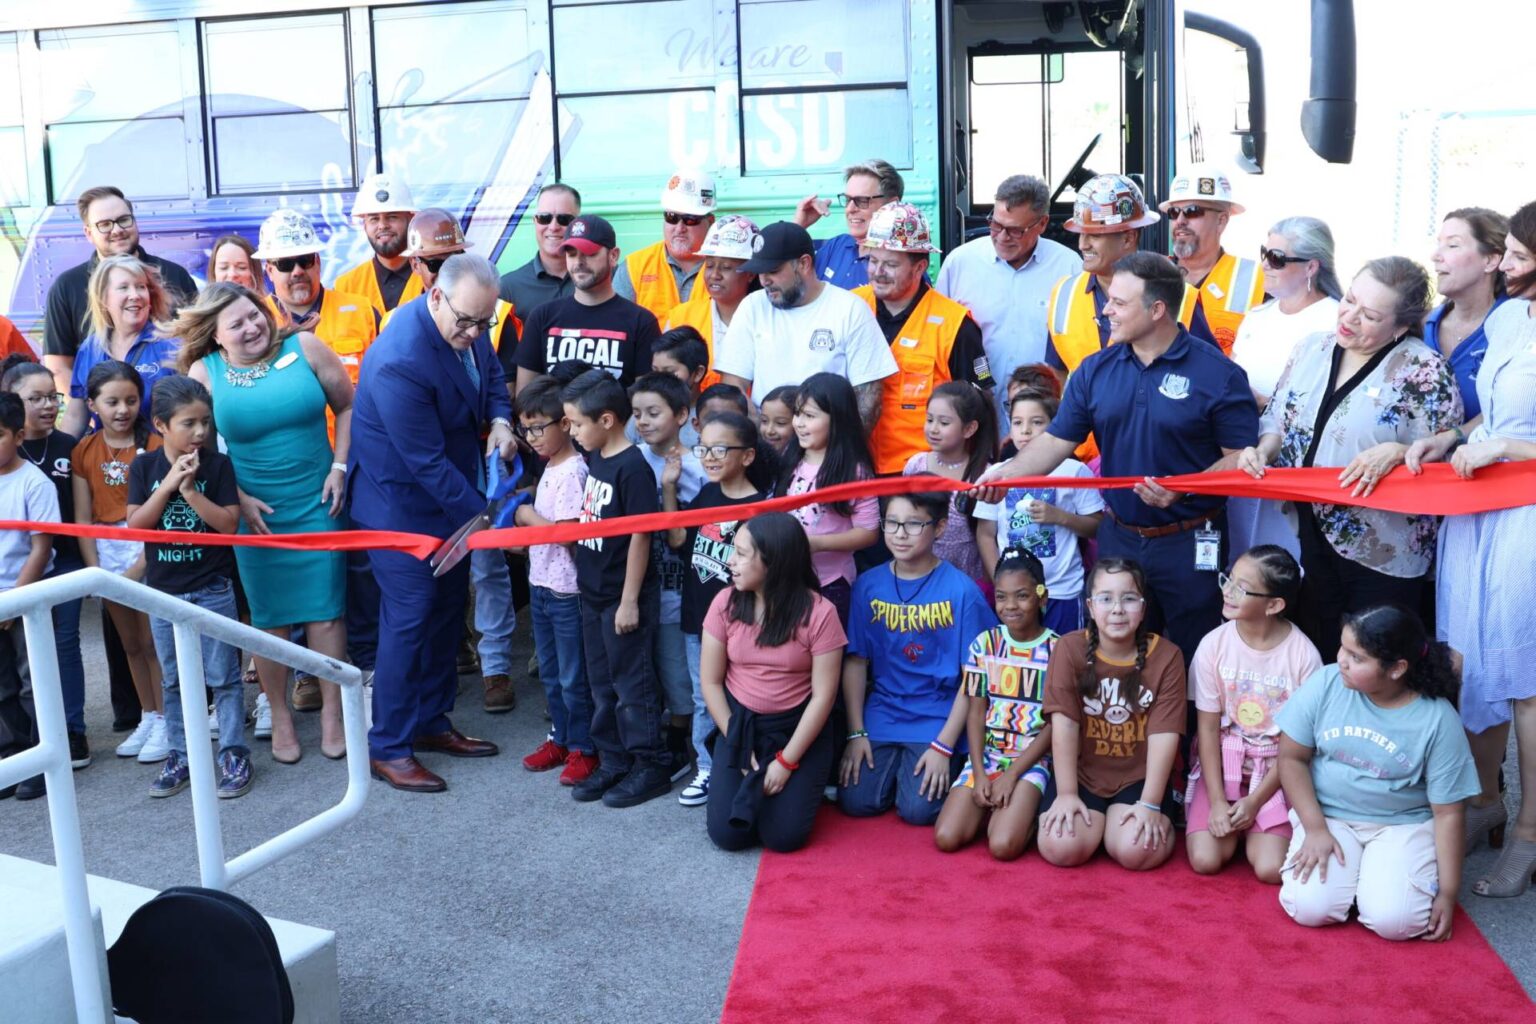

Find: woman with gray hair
1226;217;1343;555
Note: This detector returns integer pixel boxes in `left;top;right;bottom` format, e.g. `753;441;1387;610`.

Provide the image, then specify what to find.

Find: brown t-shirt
71;432;162;524
1042;629;1187;798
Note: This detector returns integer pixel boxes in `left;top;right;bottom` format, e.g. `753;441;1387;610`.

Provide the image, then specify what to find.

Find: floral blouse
1260;331;1463;578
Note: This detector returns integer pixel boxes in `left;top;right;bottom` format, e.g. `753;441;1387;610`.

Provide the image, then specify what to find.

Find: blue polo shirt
1422;297;1504;420
1049;327;1258;527
813;233;869;289
69;325;180;431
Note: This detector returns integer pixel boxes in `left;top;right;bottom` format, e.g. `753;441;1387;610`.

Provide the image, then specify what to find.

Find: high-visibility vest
853;284;970;476
662;289;722;391
1046;273;1199;462
382;298;519;353
269;288;376;445
1190;250;1265;357
626;241;687;320
334;258;424;317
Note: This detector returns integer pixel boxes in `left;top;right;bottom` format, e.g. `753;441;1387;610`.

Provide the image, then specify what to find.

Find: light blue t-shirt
1276;665;1479;825
847;560;998;745
637;443;705;623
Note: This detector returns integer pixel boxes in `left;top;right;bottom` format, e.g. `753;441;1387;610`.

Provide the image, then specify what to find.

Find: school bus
0;0;1355;337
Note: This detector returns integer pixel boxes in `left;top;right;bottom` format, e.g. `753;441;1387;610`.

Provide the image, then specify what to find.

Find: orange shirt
71;432;162;524
0;314;35;359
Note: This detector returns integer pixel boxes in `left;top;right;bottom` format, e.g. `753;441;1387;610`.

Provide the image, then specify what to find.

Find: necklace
101;438;136;487
224;357;271;388
20;436;48;468
934;455;966;471
891;560;940;606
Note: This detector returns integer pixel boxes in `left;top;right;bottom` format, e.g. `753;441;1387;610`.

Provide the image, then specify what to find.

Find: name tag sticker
339;305;357;313
926;315;946;325
1206;283;1225;299
1194;525;1220;573
899;336;919;348
274;352;299;370
1365;386;1381;399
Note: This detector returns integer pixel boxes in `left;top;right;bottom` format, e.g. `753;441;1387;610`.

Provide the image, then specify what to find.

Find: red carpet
722;810;1536;1024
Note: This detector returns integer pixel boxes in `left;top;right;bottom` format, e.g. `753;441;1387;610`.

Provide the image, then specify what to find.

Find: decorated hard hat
351;172;418;218
1064;174;1161;234
403;208;472;259
694;215;760;260
661;170;717;216
1159;162;1245;214
252;208;322;260
863;202;940;254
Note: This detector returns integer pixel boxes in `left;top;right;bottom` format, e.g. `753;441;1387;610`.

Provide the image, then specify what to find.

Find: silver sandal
1465;797;1508;852
1473;837;1536;899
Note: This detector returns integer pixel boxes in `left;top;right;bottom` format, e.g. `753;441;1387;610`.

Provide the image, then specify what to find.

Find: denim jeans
683;631;712;773
655;621;692;717
530;585;592;753
472;548;516;677
46;555;86;734
837;741;958;826
149;578;246;755
580;585;664;773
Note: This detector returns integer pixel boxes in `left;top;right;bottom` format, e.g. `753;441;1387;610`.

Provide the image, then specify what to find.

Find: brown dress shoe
292;673;322;711
483;674;516;713
414;728;499;758
369;756;446;792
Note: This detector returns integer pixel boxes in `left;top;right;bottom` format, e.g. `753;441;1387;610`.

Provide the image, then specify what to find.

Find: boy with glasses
838;491;997;826
614;170;717;319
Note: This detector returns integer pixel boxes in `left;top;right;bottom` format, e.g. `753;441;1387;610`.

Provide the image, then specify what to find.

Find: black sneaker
571;766;626;803
602;765;672;809
69;732;91;770
668;748;694;784
15;775;45;801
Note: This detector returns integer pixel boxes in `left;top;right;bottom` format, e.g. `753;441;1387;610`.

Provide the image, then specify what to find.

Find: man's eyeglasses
534;213;576;227
21;392;65;408
838;193;890;210
1218;571;1276;600
442;294;497;333
691;443;752;460
987;215;1039;241
271;253;317;273
1259;246;1310;271
1167;205;1211;221
664;212;706;227
92;213;135;234
1089;593;1147;611
881;518;936;536
516;420;557;439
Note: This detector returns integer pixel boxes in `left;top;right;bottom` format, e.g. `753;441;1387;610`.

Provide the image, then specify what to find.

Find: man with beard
613;171;715;320
715;221;896;430
1158;163;1265;357
510;215;660;392
336;172;422;317
852;203;992;474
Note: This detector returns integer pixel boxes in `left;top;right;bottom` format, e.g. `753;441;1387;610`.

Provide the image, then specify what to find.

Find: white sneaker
135;713;170;764
678;769;711;807
361;669;374;731
253;693;272;739
115;713;158;758
207;707;220;741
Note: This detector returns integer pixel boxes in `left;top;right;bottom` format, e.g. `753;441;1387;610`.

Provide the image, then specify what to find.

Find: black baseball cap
739;221;816;274
562;215;617;255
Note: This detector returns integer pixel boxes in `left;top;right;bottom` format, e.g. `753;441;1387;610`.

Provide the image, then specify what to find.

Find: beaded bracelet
774;750;800;772
929;739;954;757
846;730;869;741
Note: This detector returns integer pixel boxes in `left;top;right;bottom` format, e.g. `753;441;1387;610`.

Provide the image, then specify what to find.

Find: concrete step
0;853;339;1023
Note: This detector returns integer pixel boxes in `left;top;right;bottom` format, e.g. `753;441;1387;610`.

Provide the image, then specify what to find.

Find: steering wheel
1049;133;1102;207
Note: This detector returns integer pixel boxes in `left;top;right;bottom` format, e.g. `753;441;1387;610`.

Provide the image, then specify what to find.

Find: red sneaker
522;739;569;772
559;750;600;786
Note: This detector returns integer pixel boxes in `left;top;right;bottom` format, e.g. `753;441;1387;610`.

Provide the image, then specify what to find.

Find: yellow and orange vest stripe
1190;250;1265;357
662;288;722;391
626;240;687;320
334;258;424;317
852;285;970;476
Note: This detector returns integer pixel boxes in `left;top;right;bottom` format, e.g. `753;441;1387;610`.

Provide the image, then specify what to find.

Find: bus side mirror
1301;0;1357;163
1184;12;1266;174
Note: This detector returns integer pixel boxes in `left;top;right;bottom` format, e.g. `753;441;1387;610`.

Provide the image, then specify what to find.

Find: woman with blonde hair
61;254;178;436
165;282;353;762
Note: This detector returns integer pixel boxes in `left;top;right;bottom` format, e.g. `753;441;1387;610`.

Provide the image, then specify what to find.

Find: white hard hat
1160;162;1245;215
694;215;760;260
252;208;322;260
863;202;940;254
661;170;716;216
351;172;418;218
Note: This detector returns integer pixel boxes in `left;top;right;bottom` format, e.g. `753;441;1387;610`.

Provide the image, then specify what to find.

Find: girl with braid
1039;559;1187;870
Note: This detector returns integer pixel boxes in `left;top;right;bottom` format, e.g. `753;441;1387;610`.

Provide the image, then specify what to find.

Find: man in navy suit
349;253;516;792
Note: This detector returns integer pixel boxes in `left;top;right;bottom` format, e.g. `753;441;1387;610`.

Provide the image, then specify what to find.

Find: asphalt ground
2;602;1533;1021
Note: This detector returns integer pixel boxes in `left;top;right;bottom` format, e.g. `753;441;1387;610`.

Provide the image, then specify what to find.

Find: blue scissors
430;452;530;577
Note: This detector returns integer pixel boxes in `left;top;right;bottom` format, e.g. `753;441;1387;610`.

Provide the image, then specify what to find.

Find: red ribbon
6;462;1533;558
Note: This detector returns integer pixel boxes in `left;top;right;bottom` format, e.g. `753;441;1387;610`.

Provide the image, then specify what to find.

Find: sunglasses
271;253;317;273
417;254;454;275
1259;246;1310;270
534;213;576;226
664;212;707;227
1167;205;1211;221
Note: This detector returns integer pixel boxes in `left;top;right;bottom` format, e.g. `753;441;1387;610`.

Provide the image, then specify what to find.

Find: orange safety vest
381;298;519;352
853;284;970;476
662;289;722;391
269;289;376;445
1046;273;1200;461
1190;250;1265;357
626;241;691;320
334;258;424;317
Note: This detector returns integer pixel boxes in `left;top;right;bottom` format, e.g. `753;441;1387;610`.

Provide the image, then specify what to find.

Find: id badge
1194;523;1220;573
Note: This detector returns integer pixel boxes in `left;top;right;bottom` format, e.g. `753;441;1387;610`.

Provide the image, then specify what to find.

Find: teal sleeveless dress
205;336;345;628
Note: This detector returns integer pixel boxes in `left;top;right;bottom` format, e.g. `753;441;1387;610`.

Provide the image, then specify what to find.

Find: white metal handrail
0;567;369;1024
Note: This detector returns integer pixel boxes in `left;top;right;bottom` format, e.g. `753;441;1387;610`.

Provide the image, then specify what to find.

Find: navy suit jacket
348;295;513;538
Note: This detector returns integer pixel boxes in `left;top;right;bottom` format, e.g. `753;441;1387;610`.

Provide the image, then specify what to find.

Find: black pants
0;621;34;757
580;587;664;773
1298;511;1426;662
104;605;137;727
708;703;833;853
